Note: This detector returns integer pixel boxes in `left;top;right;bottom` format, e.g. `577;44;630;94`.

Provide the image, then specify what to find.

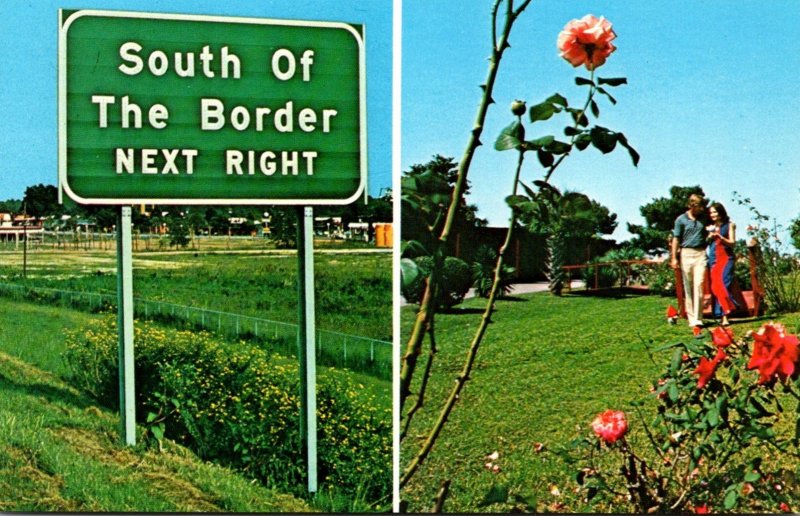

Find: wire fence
0;282;391;380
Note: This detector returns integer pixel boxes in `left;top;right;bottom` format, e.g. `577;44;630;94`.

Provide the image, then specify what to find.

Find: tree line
0;184;393;248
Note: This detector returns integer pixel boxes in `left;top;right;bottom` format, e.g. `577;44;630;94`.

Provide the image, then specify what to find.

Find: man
670;194;708;337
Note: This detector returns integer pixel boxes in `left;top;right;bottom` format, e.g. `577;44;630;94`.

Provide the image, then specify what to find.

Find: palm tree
522;183;605;295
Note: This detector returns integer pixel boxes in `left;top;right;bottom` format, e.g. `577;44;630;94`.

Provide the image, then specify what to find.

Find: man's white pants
680;248;707;327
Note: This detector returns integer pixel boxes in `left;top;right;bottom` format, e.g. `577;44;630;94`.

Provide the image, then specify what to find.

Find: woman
707;202;737;325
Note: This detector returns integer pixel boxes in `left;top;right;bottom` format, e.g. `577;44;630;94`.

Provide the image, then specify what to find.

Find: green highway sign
58;10;366;205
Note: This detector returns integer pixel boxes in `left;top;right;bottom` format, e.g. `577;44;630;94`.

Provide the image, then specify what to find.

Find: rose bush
563;321;800;513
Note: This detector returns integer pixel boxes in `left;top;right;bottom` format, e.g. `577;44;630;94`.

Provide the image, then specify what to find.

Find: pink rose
591;409;628;443
557;15;617;70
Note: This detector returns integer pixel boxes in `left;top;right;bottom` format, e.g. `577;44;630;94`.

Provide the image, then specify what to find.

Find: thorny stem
401;148;526;488
401;320;438;440
399;0;530;417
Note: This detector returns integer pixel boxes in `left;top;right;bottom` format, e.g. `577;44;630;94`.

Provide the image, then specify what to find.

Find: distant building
0;213;44;244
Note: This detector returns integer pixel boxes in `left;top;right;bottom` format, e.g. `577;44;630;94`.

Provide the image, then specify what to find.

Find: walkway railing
0;282;391;380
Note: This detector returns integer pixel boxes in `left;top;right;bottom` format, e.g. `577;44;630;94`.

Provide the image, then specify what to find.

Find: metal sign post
116;206;136;445
297;206;318;492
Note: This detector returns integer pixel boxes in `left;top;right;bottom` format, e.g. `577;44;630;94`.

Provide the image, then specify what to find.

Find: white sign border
58;8;367;206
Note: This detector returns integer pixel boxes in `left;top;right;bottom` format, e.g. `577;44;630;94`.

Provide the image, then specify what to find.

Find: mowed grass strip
400;291;800;512
0;351;311;512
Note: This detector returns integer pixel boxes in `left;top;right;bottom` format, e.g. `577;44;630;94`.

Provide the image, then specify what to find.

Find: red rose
747;323;800;384
693;503;710;514
591;410;628;444
711;326;734;348
693;349;727;389
557;15;617;70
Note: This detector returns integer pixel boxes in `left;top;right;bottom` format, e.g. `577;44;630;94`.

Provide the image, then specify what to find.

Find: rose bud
511;100;526;116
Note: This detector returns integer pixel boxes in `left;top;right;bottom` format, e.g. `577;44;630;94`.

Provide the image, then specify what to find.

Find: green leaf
575;76;595;87
590;126;617;154
546;93;568;107
747;398;769;417
668;381;679;402
537;149;554;168
723;486;739;510
506;194;529;208
478;484;510;507
495;121;525;151
596;87;617;105
146;412;158;423
590;100;600;118
151;423;165;441
547;140;572;155
564;126;582;137
519;181;538;199
669;348;683;376
401;239;428;258
567;108;589;127
654;341;685;353
744;471;761;482
574;133;592;151
529;102;558;122
597;77;628;86
616;133;640;167
718;396;729;421
400;258;420;289
528;135;555;148
707;406;719;427
795;416;800;445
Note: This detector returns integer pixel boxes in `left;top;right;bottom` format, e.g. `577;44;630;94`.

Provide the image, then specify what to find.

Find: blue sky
0;0;392;202
402;1;800;246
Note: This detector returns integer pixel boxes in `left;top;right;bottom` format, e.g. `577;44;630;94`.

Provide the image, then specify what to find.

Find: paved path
401;280;586;306
465;280;586;299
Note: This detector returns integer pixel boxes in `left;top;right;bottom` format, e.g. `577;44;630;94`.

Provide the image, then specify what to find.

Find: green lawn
400;290;800;512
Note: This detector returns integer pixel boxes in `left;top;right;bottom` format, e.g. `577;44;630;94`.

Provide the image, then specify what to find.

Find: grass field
0;245;391;341
400;290;800;512
0;298;312;512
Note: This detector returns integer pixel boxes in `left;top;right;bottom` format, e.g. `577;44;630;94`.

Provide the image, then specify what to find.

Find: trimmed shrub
63;317;391;505
401;255;473;308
